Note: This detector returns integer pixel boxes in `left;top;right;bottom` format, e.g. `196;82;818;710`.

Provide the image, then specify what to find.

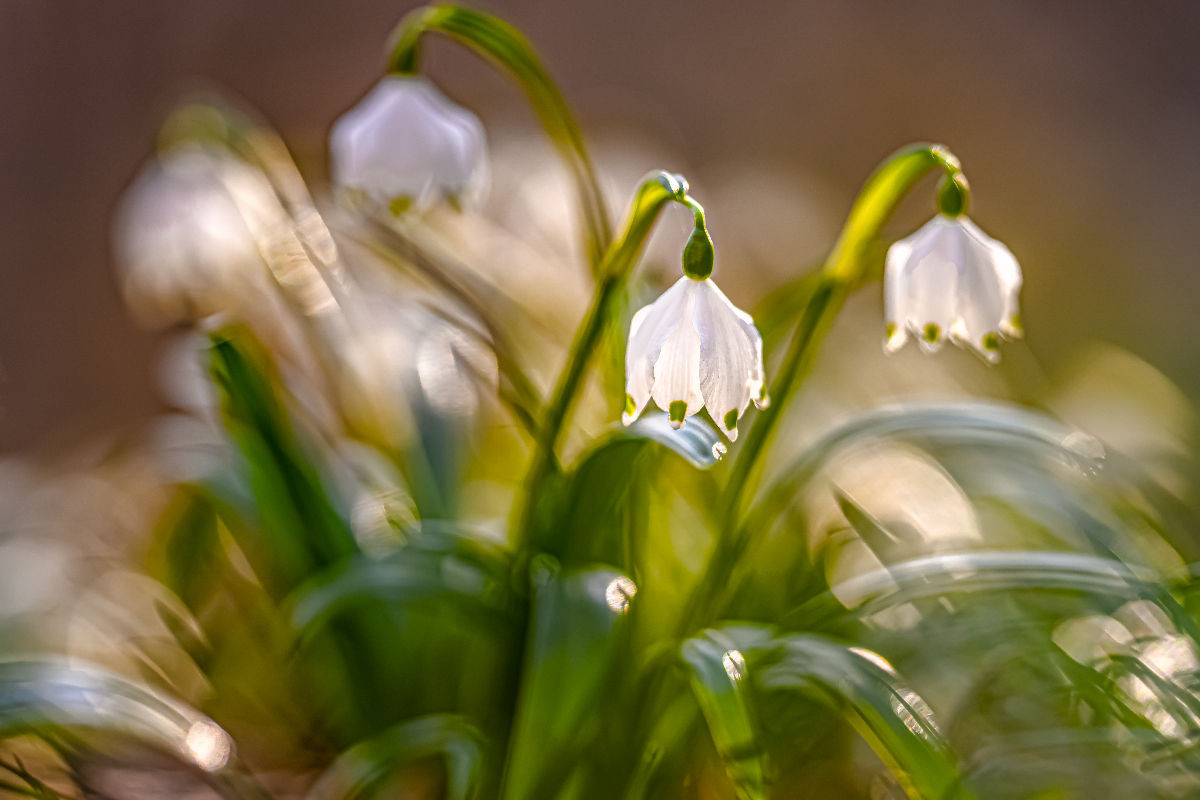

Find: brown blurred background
2;0;1199;453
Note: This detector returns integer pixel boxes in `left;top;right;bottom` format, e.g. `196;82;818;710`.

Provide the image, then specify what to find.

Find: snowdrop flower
623;275;766;441
330;75;489;214
112;146;269;328
884;214;1022;363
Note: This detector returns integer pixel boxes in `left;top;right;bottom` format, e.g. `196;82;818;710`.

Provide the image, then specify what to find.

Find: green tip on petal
624;393;636;417
1010;313;1023;333
982;331;1001;351
884;322;897;339
724;409;739;432
923;323;941;343
389;195;413;216
668;400;688;427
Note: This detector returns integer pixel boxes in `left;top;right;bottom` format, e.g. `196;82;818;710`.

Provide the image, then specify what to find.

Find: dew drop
185;720;232;772
849;646;896;675
1061;430;1105;475
711;441;727;460
605;575;638;614
722;649;746;682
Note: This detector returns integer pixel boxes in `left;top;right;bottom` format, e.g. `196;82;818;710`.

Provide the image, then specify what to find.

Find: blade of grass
681;627;772;800
754;634;974;799
307;715;484;800
0;658;269;799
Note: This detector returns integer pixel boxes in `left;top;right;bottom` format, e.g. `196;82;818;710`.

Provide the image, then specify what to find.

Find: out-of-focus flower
883;215;1022;362
337;295;498;449
330;76;488;214
112;146;269;328
623;276;766;440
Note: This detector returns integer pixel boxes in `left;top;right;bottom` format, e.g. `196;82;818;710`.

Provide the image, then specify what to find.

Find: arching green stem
387;4;612;273
516;171;696;550
682;143;966;631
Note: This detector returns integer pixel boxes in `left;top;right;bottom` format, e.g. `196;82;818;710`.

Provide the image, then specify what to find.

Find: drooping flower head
623;220;766;441
112;145;270;327
884;214;1022;362
329;75;489;214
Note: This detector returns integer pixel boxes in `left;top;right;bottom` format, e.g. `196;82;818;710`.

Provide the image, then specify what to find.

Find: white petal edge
624;278;691;424
692;279;762;440
650;291;704;427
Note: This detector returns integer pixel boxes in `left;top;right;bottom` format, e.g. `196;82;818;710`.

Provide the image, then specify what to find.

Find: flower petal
955;218;1022;360
623;304;655;424
693;280;763;440
330;76;488;212
963;219;1023;340
624;278;691;424
883;232;917;353
650;291;704;428
901;218;961;352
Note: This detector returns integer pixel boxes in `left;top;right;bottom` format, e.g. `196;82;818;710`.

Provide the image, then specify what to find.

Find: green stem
516;171;691;551
387;4;613;273
682;143;966;631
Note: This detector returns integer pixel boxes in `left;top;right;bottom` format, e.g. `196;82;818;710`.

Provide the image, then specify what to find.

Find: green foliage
208;329;357;596
310;715;484;800
681;628;770;799
501;562;636;798
8;5;1200;799
753;634;970;800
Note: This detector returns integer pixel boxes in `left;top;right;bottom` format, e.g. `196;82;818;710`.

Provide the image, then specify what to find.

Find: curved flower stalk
517;171;709;549
330;75;489;214
719;146;969;509
681;145;978;632
620;190;767;441
623;276;767;441
385;3;612;272
884;214;1023;362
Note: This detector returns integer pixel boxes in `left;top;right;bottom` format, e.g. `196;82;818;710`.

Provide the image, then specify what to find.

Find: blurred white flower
330;76;489;213
624;276;766;440
884;215;1022;362
337;296;498;449
112;146;268;328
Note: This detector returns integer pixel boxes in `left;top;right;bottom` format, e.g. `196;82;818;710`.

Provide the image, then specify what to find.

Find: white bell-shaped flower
112;146;269;328
329;75;489;213
884;214;1022;363
624;276;766;440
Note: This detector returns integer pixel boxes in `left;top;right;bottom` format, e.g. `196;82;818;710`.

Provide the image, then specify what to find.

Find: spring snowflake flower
623;276;766;441
112;146;268;328
884;214;1023;362
329;75;489;213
